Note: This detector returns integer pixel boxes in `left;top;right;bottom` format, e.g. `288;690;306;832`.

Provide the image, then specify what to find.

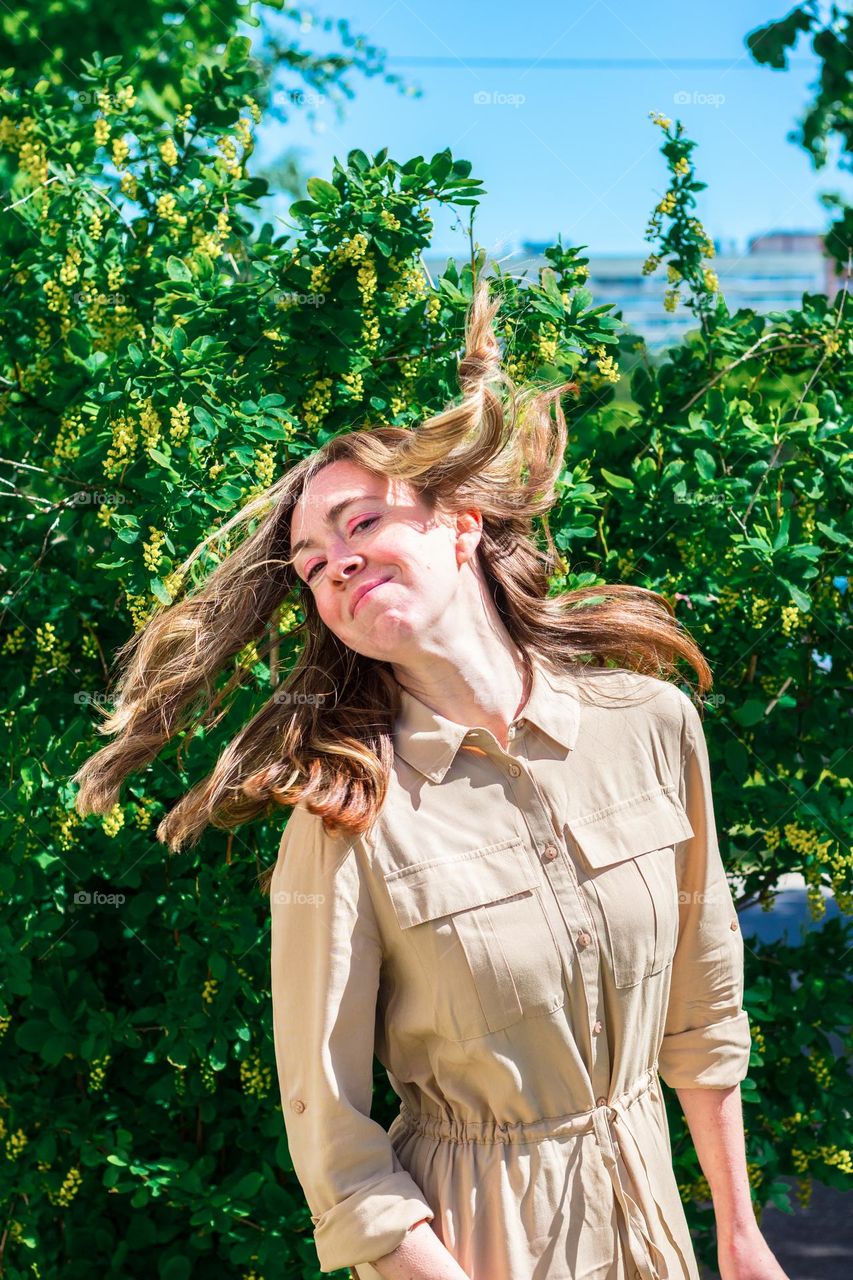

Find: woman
74;280;788;1280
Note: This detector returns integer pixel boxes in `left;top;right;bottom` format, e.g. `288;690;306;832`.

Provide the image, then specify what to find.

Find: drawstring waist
391;1062;693;1280
393;1063;659;1146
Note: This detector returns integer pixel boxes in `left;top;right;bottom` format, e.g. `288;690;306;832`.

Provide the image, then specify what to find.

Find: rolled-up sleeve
657;691;752;1090
269;803;434;1272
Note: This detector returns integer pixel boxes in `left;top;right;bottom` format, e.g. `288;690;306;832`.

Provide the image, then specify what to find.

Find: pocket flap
568;786;694;869
383;837;538;928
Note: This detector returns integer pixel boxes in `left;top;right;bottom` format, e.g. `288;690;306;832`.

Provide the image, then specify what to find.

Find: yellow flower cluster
781;602;807;635
132;795;159;830
328;232;369;266
642;254;661;276
357;255;378;304
750;597;772;628
594;345;620;383
537;322;559;364
111;136;129;169
244;95;262;125
126;591;154;632
56;805;82;851
656;191;677;216
49;1166;83;1207
94;117;110;148
53;409;86;461
88;1054;111;1093
240;1052;272;1099
425;293;441;323
750;1023;766;1054
703;267;720;294
31;622;70;680
159;137;179;168
663;289;680;313
162;569;184;602
254;441;276;488
676;1173;711;1203
791;1147;811;1173
89;208;103;240
202;978;219;1006
795;1176;812;1208
649;111;672;130
172;1060;187;1097
59;244;82;285
0;115;49;184
746;1162;763;1190
763;825;782;852
217;133;242;178
0;1014;10;1039
379;210;401;230
1;625;25;655
362;309;380;352
103;412;138;478
817;1145;853;1175
673;157;690;177
341;370;364;400
308;262;330;293
120;171;137;199
176;103;193;131
6;1128;28;1159
302;376;334;429
143;526;166;573
169;398;191;442
235;117;253;150
208;461;226;481
201;1061;217;1094
139;397;162;449
806;1046;833;1088
101;802;125;837
666;263;682;284
388;261;428;310
156;193;188;237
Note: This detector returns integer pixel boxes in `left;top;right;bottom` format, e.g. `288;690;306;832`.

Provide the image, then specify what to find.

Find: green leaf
305;177;340;208
166;256;192;282
599;468;634;490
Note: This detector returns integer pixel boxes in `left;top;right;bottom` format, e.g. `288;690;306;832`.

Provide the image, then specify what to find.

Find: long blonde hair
73;278;711;891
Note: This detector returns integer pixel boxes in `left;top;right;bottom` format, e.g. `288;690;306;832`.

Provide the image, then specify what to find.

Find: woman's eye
304;516;378;583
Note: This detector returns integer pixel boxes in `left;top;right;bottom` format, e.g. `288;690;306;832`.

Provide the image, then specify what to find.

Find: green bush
0;37;851;1280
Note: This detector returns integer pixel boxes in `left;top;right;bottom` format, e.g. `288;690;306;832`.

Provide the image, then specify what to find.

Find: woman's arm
371;1220;470;1280
676;1083;789;1279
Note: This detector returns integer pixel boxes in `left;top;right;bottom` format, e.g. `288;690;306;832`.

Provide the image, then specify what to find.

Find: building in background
424;231;845;352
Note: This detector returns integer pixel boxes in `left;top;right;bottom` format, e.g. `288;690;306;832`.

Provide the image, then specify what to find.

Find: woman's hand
716;1223;791;1280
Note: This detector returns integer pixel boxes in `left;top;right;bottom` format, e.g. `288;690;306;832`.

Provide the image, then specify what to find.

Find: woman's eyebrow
291;494;385;558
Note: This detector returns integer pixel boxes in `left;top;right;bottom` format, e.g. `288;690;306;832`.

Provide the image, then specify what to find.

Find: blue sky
251;0;839;257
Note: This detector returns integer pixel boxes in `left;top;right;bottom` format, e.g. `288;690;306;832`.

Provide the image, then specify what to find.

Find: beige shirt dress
269;654;752;1280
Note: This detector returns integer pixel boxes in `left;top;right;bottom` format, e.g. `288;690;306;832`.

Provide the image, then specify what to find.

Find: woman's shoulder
555;661;693;720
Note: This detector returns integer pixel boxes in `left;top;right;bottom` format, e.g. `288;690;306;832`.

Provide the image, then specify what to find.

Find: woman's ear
455;509;483;566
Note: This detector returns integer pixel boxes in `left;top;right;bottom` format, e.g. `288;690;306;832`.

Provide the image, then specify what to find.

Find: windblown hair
73;277;711;893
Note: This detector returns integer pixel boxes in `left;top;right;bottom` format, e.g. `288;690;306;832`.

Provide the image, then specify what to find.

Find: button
730;919;739;930
542;844;559;861
592;1020;603;1034
596;1095;608;1107
291;1098;306;1113
577;931;592;948
508;764;521;777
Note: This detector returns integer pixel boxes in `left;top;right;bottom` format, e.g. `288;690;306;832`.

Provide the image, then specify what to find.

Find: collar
392;652;581;783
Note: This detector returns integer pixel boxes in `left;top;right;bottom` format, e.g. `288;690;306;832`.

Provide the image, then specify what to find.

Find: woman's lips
352;578;392;615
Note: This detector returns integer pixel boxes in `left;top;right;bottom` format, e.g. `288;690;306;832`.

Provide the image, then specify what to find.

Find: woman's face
289;458;482;663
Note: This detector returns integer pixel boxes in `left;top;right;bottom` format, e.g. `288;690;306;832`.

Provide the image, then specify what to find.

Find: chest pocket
568;786;694;989
382;837;565;1042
